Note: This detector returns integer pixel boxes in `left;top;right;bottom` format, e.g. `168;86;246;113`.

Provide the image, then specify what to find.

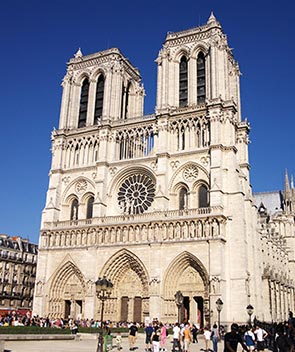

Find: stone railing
43;206;223;230
40;207;226;249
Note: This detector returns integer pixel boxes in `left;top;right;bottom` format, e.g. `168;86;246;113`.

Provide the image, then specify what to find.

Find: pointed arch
50;260;86;298
163;251;209;298
197;52;206;104
100;248;150;293
78;78;89;128
94;74;105;123
179;56;188;107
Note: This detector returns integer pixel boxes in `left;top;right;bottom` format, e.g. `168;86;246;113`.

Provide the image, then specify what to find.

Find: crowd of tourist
1;310;295;352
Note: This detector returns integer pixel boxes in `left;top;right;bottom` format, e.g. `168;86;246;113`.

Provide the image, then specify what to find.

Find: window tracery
118;174;156;215
94;75;104;123
179;56;188;107
78;79;89;128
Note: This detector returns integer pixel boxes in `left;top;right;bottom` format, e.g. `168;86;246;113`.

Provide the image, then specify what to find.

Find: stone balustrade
40;207;226;249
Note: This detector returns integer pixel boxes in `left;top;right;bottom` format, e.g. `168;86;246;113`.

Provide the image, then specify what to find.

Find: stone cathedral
33;13;295;326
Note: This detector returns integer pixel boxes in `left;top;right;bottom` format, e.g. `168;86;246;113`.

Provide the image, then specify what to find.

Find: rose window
118;174;156;215
183;165;198;182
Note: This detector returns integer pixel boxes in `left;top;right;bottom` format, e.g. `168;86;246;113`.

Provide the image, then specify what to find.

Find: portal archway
100;249;150;322
163;251;209;326
49;261;86;319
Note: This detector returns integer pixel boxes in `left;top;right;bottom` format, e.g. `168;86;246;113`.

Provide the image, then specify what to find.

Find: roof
253;191;283;215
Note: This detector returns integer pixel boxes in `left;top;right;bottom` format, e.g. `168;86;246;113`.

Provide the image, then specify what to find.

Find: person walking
191;324;198;343
128;322;138;350
160;322;167;351
145;323;154;352
151;325;161;352
172;322;182;352
183;324;192;352
203;326;211;352
224;323;249;352
211;323;220;352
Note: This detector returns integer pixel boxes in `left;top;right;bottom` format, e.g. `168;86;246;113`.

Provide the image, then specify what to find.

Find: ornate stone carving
75;180;87;193
171;161;180;170
183;165;198;182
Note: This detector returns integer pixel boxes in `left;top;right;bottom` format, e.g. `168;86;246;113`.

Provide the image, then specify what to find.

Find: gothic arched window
94;75;105;124
179;56;188;107
124;82;131;119
78;79;89;128
86;196;94;219
198;184;209;208
179;188;188;210
70;198;79;220
197;52;206;104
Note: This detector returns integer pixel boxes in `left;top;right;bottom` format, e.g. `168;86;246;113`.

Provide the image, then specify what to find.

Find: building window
86;196;94;219
179;188;188;210
70;198;79;220
197;52;206;104
118;174;156;215
198;184;209;208
179;56;188;107
94;75;105;124
78;79;89;128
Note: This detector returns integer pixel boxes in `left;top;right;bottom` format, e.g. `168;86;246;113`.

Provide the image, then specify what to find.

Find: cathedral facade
33;14;295;326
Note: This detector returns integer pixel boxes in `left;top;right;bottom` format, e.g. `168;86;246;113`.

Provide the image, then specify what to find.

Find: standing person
115;332;122;351
255;324;268;352
244;326;256;352
128;322;138;350
224;323;249;352
145;323;154;352
160;322;167;351
151;325;161;352
203;326;212;352
211;323;220;352
276;324;294;352
191;324;198;343
172;322;182;352
183;324;192;352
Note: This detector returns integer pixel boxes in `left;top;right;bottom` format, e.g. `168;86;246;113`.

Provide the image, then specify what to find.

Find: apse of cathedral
33;13;295;325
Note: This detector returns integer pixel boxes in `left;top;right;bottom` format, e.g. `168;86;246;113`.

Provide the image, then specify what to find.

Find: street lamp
246;304;254;325
95;276;113;352
216;298;223;334
174;290;184;323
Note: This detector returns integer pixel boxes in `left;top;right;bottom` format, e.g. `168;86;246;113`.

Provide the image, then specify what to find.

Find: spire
74;48;83;58
285;169;291;193
291;175;294;189
207;11;217;25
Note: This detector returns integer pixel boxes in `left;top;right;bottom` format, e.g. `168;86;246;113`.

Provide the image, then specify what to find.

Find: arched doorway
164;251;209;326
101;249;150;322
49;261;86;319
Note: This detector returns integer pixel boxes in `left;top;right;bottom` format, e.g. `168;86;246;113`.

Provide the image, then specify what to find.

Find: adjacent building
33;13;295;325
0;234;38;314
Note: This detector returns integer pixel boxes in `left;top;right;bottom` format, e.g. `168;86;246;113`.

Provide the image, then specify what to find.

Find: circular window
118;174;156;215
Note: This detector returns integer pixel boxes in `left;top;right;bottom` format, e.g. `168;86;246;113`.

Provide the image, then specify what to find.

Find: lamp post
216;298;223;334
246;304;254;326
174;290;184;323
95;276;113;352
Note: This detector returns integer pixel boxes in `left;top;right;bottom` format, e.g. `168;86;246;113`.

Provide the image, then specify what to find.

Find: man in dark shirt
276;325;294;352
224;323;249;352
129;322;138;350
145;323;154;352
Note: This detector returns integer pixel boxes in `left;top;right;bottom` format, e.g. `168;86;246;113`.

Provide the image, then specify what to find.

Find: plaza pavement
2;333;249;352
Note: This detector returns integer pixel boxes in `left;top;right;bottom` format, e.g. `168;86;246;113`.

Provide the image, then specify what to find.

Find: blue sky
1;0;294;244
